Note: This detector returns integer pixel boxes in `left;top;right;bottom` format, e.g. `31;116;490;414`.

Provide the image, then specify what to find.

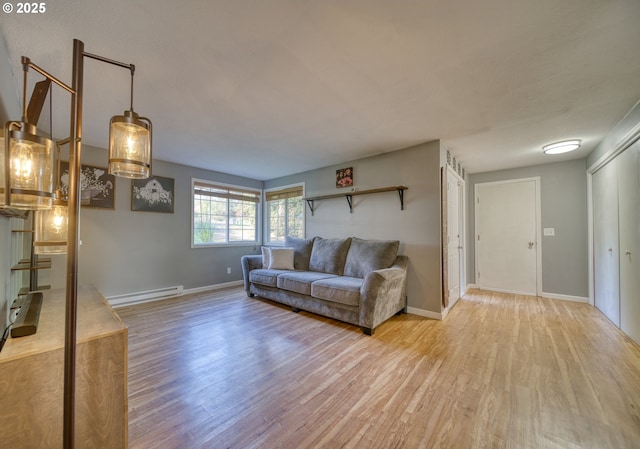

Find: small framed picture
60;162;116;209
336;167;353;188
131;175;174;213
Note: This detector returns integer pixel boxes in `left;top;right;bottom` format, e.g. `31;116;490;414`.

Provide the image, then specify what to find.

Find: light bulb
46;205;67;237
13;146;34;186
126;134;138;156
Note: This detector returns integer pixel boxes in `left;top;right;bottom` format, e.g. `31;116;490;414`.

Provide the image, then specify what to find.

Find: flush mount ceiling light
542;140;581;155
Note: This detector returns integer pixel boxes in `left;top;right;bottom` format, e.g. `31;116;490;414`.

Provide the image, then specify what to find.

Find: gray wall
3;139;446;314
45;145;263;297
0;30;19;325
266;140;445;314
466;158;589;298
0;217;10;325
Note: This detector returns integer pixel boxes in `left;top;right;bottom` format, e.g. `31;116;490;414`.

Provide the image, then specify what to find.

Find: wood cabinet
0;285;128;449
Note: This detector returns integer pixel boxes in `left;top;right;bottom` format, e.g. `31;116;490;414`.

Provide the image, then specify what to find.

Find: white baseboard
109;280;244;308
407;306;443;320
108;285;184;307
462;285;589;304
540;292;589;303
183;280;244;296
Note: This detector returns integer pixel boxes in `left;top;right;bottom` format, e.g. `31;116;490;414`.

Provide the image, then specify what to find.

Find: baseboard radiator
107;285;184;308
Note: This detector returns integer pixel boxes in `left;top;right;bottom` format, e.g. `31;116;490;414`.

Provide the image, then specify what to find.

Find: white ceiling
1;0;639;180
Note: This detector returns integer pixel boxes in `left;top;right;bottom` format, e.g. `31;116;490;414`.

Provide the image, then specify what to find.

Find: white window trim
263;182;305;246
191;178;262;248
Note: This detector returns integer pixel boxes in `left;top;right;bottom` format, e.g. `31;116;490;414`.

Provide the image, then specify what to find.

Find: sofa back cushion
284;236;315;271
343;238;400;279
309;237;352;275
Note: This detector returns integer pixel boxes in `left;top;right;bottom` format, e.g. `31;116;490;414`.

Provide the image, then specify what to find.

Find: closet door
618;140;640;344
593;161;620;326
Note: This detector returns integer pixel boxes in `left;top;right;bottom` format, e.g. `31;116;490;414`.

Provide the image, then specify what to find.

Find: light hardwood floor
116;288;640;449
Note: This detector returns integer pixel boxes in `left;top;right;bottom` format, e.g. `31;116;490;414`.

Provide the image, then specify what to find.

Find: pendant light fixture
1;59;55;210
4;40;153;449
108;64;152;179
2;121;55;210
34;138;69;254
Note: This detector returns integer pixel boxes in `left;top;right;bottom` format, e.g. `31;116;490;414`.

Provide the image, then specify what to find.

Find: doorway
475;178;541;295
445;166;465;308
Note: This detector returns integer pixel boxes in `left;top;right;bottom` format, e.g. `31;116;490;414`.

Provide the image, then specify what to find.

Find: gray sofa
240;236;408;335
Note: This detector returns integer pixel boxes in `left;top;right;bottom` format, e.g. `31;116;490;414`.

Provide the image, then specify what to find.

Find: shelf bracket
345;195;353;213
305;199;315;216
397;188;405;210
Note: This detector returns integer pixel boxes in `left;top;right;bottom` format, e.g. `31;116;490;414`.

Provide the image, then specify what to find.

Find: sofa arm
241;255;263;296
359;256;408;330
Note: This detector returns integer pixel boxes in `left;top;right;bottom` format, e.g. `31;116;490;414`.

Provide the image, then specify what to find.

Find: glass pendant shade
109;110;151;179
3;122;55;210
33;198;68;254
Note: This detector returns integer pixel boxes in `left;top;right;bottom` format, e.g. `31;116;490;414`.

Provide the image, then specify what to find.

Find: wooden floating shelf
303;185;408;215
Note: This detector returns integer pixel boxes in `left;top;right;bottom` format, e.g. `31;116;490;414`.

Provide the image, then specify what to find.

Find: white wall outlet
226;267;231;274
543;228;555;236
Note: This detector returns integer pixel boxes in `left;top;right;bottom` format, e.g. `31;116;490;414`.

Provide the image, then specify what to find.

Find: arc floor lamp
1;39;152;449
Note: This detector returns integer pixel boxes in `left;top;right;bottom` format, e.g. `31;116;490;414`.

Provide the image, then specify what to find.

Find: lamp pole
63;38;84;449
64;38;147;449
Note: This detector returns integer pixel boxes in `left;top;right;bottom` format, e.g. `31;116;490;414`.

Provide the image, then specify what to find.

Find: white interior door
617;141;639;342
446;167;464;307
476;179;539;295
593;160;620;326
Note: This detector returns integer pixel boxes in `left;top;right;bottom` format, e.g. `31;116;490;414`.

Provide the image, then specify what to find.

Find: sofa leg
362;327;374;336
248;293;255;297
291;307;301;313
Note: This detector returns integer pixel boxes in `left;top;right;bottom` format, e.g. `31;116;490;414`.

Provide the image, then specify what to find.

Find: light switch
543;228;555;236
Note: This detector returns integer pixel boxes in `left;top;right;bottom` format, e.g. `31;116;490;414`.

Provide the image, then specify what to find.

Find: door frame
474;177;542;296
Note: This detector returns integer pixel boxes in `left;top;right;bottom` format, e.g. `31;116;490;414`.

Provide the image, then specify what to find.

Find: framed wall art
60;161;116;209
336;167;353;188
131;175;174;213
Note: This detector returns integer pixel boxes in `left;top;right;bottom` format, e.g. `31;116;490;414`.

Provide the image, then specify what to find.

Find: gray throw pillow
309;237;352;275
284;236;315;270
343;238;399;279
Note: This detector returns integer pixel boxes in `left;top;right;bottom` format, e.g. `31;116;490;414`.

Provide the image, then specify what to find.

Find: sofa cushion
343;238;399;279
268;247;295;270
261;246;271;268
311;277;363;307
249;269;291;288
309;237;352;275
285;236;315;271
277;271;338;295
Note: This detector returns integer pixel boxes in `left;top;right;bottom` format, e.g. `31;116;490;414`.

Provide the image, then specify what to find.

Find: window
192;179;261;246
265;184;305;244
